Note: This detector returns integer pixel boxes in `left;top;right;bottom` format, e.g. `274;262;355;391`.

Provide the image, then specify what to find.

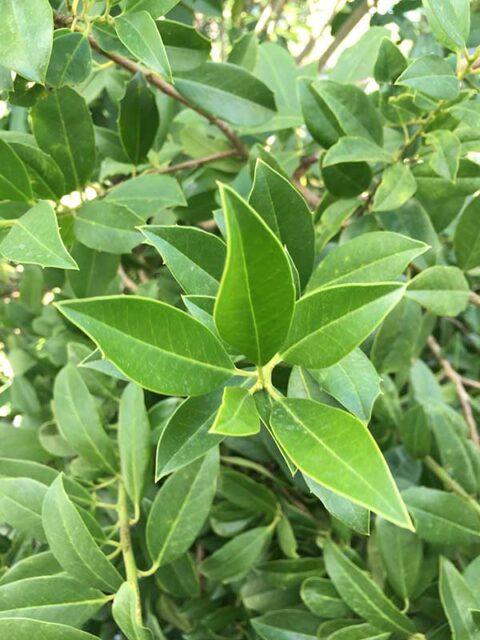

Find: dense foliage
0;0;480;638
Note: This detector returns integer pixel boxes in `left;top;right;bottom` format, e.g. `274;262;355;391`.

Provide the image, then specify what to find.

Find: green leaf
372;163;417;212
316;199;359;252
155;553;200;597
301;577;353;619
157;20;211;72
116;11;171;79
201;525;273;583
53;365;117;474
399;404;432;459
308;231;427;290
112;582;153;640
156;390;223;479
220;468;277;515
270;398;412;528
281;283;405;369
56;296;235;397
118;384;152;510
0;0;53;82
74;200;142;255
422;0;470;52
426;130;461;182
309;348;381;422
0;138;33;202
249;160;314;288
228;32;258;71
0;575;108;626
374;38;407;83
141;225;226;296
376;518;423;601
124;0;180;17
214;184;295;365
46;31;92;87
118;73;159;165
251;610;321;640
67;245;120;298
327;623;391;639
298;78;343;148
7;139;66;200
330;26;389;84
210;386;260;436
147;448;219;567
454;197;480;270
323;137;392;167
439;557;480;640
0;619;100;640
175;63;276;127
106;175;186;218
406;266;470;315
42;475;123;592
32;87;95;193
402;487;480;545
0;478;46;540
324;540;416;637
396;55;459;100
0;201;77;270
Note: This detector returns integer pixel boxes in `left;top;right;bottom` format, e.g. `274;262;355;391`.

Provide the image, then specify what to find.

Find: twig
292;154;319;181
118;265;138;293
462;376;480;391
296;0;343;65
317;0;370;71
153;149;241;174
470;291;480;307
427;336;480;448
424;456;480;515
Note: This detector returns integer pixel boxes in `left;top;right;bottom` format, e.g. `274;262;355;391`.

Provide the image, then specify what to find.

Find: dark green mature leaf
252;610;321;640
322;161;372;198
323;137;392;166
124;0;180;16
301;577;353;619
330;26;389;84
53;365;117;474
396;55;459;100
439;557;480;640
281;283;405;369
374;38;407;83
271;398;411;528
0;619;100;640
42;475;123;592
0;551;61;586
0;478;46;540
32;87;95;193
372;163;417;211
118;384;152;510
67;245;119;298
328;623;391;639
220;468;277;515
157;20;211;72
112;582;153;640
141;225;226;295
106;174;186;217
0;0;53;82
74;201;143;255
308;232;427;290
422;0;470;52
406;266;470;315
56;296;235;397
454;197;480;270
249;160;314;288
0;575;108;626
0;138;33;202
116;11;171;79
118;73;159;165
46;31;92;87
0;201;77;270
175;63;276;126
147;448;219;567
210;386;260;436
214;184;295;365
324;541;416;637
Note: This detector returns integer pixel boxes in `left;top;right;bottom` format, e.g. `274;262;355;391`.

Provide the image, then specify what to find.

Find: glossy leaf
112;582;153;640
0;138;33;202
0;619;100;640
74;200;142;255
323;137;392;166
106;174;186;218
252;610;320;640
374;38;407;83
301;577;353;619
118;73;159;165
210;386;260;436
422;0;470;52
220;468;278;515
157;20;211;72
372;163;417;212
396;55;459;100
116;11;171;79
406;266;470;315
426;130;461;182
440;557;480;640
46;31;92;87
454;197;480;270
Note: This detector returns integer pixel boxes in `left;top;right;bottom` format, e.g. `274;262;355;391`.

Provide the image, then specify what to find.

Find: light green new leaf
406;266;470;315
376;518;423;600
32;87;95;193
454;197;480;270
271;398;412;528
403;487;480;546
324;541;416;637
118;74;159;165
0;201;77;270
252;610;321;640
249;160;314;288
372;163;417;212
0;138;33;202
46;31;92;87
439;557;480;640
323;137;392;167
426;130;461;182
0;575;108;627
106;174;186;218
147;448;219;567
0;477;46;540
53;365;117;474
141;225;226;296
116;11;171;79
42;475;123;592
422;0;470;52
201;525;273;583
56;296;235;397
112;583;153;640
308;231;427;290
175;63;276;127
281;283;405;369
118;384;152;510
214;184;295;365
396;55;459;100
156;390;223;479
74;201;143;255
0;619;100;640
210;386;260;436
309;348;381;422
301;577;353;619
0;0;53;82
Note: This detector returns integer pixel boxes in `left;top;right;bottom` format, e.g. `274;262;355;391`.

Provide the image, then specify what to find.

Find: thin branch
462;376;480;391
427;335;480;448
153;149;241;174
317;0;370;71
470;291;480;307
424;455;480;515
118;265;138;293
